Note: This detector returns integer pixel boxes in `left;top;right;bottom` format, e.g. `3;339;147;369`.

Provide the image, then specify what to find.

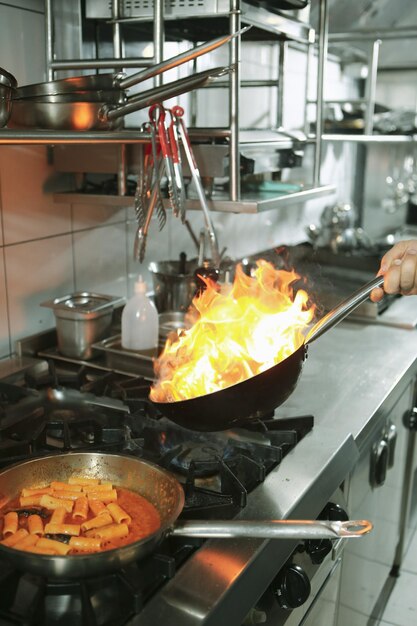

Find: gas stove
0;357;317;626
0;318;362;626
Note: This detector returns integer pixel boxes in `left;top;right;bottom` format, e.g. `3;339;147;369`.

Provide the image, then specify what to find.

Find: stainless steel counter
135;302;417;626
278;316;417;449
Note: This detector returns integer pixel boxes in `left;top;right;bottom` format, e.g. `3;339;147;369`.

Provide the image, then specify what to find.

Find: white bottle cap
134;275;147;294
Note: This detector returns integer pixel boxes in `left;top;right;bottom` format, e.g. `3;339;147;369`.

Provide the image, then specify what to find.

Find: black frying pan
150;275;384;431
0;452;371;579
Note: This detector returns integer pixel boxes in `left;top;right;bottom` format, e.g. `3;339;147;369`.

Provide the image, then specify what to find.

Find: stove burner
0;358;314;621
0;538;197;626
174;441;225;472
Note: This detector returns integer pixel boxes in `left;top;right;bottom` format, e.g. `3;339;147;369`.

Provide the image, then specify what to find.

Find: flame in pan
150;259;315;403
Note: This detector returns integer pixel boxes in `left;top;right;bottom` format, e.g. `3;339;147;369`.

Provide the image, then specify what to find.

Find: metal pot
149;259;198;313
10;65;233;131
151;275;384;431
0;452;372;579
41;292;124;360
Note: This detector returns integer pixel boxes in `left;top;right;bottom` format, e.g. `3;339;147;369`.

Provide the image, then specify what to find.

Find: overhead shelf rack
0;0;335;213
53;184;336;215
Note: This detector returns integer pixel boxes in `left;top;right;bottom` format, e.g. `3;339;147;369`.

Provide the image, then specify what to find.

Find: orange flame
150;260;315;403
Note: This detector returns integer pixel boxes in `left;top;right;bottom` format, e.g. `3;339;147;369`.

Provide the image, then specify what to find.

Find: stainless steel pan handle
170;519;373;540
103;65;235;122
305;275;384;345
117;27;250;90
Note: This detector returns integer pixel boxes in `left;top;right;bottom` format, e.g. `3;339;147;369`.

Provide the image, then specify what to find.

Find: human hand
370;239;417;302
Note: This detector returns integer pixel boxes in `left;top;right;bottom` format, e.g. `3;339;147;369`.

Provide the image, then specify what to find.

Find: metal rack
0;0;337;212
322;25;417;138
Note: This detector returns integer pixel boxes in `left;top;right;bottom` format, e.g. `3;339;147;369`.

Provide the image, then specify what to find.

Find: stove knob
319;502;349;522
305;538;333;564
272;564;311;610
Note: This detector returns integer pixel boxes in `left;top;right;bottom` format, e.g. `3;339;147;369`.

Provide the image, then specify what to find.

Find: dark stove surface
0;360;313;625
0;537;199;626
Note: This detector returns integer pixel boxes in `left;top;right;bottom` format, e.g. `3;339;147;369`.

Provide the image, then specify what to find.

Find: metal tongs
172;105;221;268
134;105;222;266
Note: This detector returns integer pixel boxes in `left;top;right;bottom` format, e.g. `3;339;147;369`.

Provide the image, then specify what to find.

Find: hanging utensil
134;159;165;263
173;105;221;267
168;108;188;222
149;103;180;218
140;121;166;232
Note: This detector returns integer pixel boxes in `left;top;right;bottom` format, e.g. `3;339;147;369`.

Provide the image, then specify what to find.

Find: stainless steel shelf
53;184;336;214
0;128;308;147
88;1;314;44
0;130;151;145
322;134;417;143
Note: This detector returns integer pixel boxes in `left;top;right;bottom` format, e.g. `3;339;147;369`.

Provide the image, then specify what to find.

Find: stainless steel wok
0;452;372;579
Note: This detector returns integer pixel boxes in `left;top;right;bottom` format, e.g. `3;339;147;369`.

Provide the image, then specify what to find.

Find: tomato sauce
0;487;161;555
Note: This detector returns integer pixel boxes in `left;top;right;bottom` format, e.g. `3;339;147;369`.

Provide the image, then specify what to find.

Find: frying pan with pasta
0;452;371;579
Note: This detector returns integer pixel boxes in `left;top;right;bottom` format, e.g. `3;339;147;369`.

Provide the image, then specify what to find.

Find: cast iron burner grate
0;537;200;626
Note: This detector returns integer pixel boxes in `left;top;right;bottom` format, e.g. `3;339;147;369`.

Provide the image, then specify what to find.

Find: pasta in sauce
0;477;161;555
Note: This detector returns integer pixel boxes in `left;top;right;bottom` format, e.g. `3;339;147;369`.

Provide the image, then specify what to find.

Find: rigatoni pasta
73;496;88;520
3;512;18;536
0;475;161;556
27;514;44;536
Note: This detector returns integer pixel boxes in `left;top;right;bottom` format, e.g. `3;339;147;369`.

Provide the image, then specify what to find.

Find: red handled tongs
149;103;181;218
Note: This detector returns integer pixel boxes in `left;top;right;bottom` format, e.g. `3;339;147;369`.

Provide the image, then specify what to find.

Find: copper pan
0;452;371;579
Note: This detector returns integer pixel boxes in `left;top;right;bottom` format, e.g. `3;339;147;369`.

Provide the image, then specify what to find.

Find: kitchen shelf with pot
0;2;333;214
38;0;326;206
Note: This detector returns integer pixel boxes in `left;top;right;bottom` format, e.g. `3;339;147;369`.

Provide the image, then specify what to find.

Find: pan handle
169;519;372;540
117;27;250;90
102;65;235;122
305;275;384;346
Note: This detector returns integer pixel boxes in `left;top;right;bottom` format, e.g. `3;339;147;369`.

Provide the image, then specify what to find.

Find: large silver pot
0;452;372;579
149;259;198;313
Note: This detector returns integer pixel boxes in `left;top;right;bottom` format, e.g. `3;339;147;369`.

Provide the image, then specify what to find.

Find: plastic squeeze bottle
121;276;159;352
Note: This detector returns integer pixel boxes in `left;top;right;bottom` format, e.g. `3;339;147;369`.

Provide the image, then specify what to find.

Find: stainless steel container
149;260;198;313
41;292;124;360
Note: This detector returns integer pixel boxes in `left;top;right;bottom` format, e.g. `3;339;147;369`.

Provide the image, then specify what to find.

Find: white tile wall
0;146;72;245
0;2;45;86
4;234;74;348
72;223;128;297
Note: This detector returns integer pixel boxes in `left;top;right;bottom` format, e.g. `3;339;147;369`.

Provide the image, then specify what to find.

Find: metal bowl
149;259;198;313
